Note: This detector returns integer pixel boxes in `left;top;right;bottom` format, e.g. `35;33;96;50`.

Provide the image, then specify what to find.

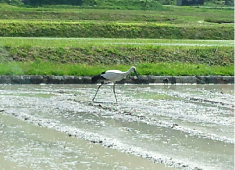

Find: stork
91;66;139;103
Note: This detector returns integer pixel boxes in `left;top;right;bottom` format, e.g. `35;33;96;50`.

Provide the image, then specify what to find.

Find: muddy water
0;84;234;170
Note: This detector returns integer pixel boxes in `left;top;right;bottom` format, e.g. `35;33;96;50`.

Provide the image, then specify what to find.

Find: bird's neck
124;67;133;76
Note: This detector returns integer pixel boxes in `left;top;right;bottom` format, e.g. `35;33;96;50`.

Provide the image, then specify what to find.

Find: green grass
0;62;233;76
0;3;233;77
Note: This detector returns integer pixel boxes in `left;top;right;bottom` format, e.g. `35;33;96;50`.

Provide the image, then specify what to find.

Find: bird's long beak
134;70;139;79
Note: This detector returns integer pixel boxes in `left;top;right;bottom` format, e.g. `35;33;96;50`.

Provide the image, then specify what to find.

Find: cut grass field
0;3;233;25
0;37;234;48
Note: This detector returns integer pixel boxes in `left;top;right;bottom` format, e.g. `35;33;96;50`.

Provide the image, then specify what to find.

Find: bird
91;66;139;103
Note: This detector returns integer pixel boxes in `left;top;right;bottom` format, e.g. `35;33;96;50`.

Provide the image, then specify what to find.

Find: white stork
91;66;139;103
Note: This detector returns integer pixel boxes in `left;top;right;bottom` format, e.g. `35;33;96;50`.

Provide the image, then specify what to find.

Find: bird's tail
91;74;103;83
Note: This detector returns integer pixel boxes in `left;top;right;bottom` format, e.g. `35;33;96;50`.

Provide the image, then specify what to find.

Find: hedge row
0;21;233;39
1;45;233;66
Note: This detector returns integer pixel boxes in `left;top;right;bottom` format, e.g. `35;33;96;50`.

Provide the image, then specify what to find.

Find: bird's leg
92;82;104;102
113;83;118;103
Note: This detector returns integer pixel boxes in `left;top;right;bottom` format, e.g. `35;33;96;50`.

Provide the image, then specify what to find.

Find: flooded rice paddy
0;84;234;170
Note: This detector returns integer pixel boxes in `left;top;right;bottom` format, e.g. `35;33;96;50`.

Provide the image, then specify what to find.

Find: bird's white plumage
102;70;127;82
101;66;136;83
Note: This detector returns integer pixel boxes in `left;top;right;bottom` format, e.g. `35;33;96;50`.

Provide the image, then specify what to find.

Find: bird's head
130;66;139;79
130;66;136;70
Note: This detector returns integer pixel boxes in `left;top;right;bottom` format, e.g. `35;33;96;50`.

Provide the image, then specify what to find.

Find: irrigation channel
0;84;234;170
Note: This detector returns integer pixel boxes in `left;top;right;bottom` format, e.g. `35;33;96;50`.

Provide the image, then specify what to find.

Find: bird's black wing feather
91;74;106;83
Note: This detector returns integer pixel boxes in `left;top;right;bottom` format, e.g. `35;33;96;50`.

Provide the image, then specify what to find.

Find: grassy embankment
0;38;233;76
0;3;234;76
0;20;233;39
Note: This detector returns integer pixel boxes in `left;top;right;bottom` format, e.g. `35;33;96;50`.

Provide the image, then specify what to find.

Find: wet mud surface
0;84;234;170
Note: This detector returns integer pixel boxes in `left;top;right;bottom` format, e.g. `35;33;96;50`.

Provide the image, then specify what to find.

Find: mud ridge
70;99;234;144
0;75;234;84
